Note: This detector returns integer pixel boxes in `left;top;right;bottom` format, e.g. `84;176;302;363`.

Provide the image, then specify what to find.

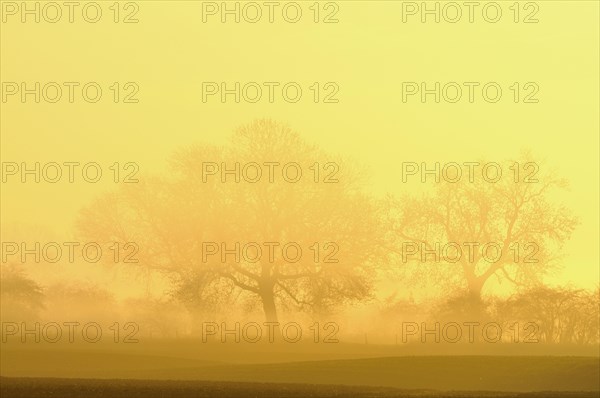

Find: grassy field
1;377;599;398
1;350;598;393
1;340;598;395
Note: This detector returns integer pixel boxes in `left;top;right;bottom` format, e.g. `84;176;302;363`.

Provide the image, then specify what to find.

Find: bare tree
77;120;386;322
497;286;600;344
387;156;577;303
0;265;44;321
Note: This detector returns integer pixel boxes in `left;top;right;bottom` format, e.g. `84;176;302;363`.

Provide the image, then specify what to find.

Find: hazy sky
1;1;598;294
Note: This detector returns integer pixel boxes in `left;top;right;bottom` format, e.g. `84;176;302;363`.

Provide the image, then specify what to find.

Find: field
1;340;598;397
1;377;599;398
1;347;599;397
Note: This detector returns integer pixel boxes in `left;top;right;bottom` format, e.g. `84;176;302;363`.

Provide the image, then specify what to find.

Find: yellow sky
1;1;598;293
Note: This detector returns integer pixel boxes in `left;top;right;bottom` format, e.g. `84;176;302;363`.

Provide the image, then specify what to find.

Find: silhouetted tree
78;120;386;322
0;265;44;321
497;286;600;344
387;155;577;306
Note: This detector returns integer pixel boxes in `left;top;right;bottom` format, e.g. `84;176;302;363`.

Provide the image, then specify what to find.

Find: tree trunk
260;287;278;324
467;282;483;302
461;261;485;307
259;263;278;324
466;277;485;315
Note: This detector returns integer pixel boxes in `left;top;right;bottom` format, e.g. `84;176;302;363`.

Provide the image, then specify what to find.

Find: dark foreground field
2;342;599;396
1;377;598;398
3;349;599;392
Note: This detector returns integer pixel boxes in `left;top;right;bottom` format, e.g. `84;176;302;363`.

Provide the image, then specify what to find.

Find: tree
43;282;117;324
387;155;577;303
77;119;386;322
496;286;600;344
0;265;44;321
